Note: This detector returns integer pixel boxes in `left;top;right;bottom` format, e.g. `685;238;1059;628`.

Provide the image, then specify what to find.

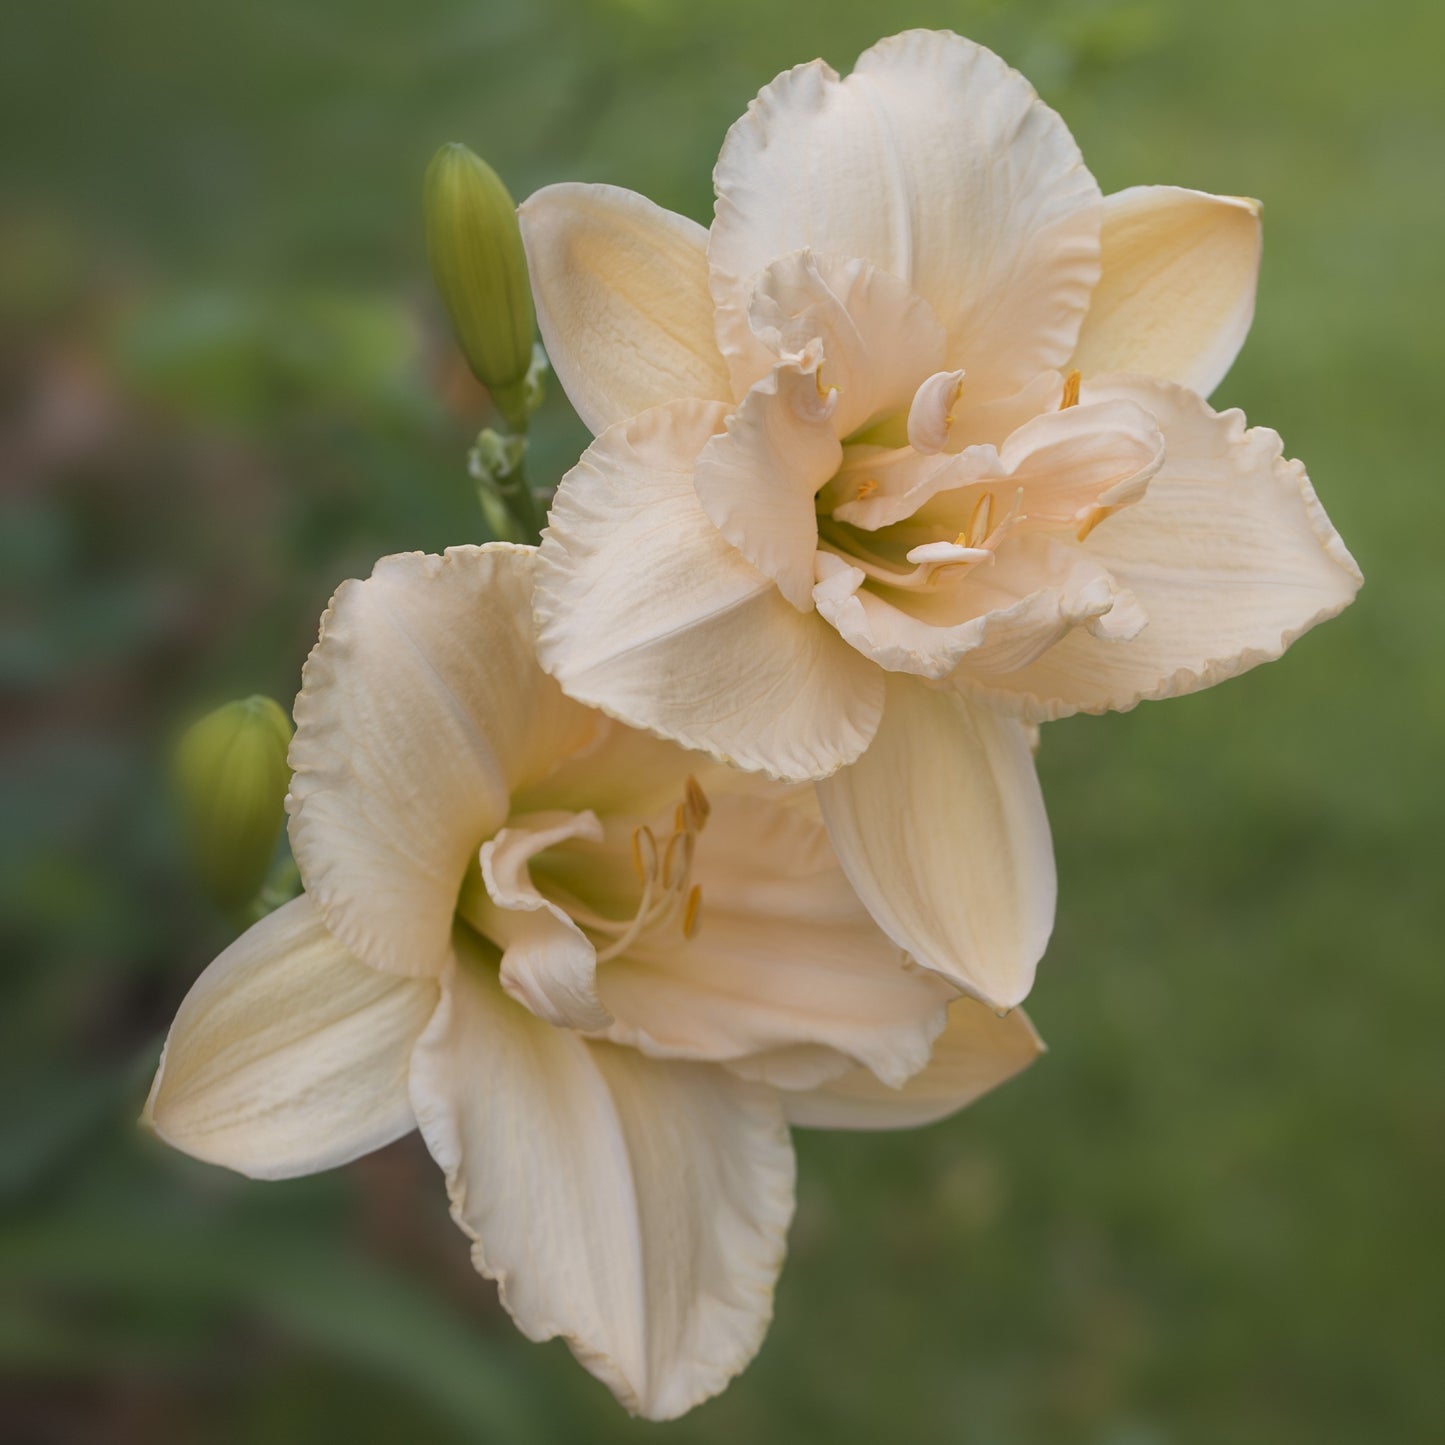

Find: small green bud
424;143;536;429
175;695;293;914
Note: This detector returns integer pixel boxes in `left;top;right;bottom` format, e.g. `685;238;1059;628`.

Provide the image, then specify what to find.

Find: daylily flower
143;543;1042;1420
521;29;1363;1011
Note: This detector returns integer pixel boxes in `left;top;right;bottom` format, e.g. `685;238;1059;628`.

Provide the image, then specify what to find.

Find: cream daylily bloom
143;542;1041;1421
523;29;1362;1011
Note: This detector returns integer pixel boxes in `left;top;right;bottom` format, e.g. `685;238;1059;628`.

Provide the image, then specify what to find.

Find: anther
684;775;711;830
1061;369;1081;409
855;478;879;500
967;491;994;546
631;824;658;885
683;884;703;939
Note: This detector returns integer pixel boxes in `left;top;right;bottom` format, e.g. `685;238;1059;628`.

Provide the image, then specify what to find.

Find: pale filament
566;775;710;962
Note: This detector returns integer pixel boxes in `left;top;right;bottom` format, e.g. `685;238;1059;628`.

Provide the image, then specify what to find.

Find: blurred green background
3;0;1441;1440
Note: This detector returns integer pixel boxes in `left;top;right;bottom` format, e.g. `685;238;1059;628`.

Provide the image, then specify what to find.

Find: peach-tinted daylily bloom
522;29;1362;1011
143;543;1040;1420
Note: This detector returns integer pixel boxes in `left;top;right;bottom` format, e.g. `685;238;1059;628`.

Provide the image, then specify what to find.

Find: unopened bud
175;695;293;913
424;143;535;429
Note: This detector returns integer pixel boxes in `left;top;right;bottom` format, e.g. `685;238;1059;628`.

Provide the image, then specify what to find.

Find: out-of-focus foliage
2;1;1441;1441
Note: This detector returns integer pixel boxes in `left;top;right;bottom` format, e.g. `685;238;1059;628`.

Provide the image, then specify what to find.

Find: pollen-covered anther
683;774;711;831
683;884;703;940
631;824;659;885
1060;369;1081;409
855;478;879;500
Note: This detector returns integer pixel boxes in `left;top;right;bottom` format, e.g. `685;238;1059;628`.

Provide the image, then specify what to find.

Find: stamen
967;490;994;547
683;885;703;940
1061;369;1081;409
631;824;658;885
855;478;879;500
684;775;711;831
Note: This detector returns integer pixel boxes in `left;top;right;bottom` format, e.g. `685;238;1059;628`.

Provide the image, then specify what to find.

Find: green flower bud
174;695;293;914
424;143;536;429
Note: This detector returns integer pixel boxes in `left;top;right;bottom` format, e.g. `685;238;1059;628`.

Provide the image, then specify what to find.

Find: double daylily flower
523;27;1360;1010
148;29;1359;1422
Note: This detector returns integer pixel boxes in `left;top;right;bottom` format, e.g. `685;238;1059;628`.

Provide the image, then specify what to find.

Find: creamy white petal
289;544;594;978
710;30;1100;395
964;376;1363;719
693;360;839;610
409;939;795;1421
1072;186;1262;397
816;673;1055;1009
534;400;885;783
143;895;435;1180
909;369;1066;455
745;250;947;433
477;810;611;1033
519;183;731;433
783;997;1043;1130
600;792;952;1087
812;538;1130;682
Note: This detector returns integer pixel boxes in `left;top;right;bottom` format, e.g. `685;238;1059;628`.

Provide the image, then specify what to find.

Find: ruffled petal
693;358;839;611
600;791;952;1087
534;400;885;783
143;896;435;1179
710;30;1100;395
1071;186;1262;397
963;377;1363;719
743;249;947;433
519;183;731;432
289;544;594;978
816;673;1055;1009
783;997;1043;1130
473;810;611;1033
409;937;796;1421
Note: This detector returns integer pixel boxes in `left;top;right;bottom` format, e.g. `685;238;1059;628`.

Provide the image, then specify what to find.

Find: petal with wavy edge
409;936;795;1421
783;997;1044;1130
816;672;1055;1009
519;183;731;433
534;400;885;783
744;250;947;433
962;376;1363;719
288;545;595;979
813;536;1133;681
693;360;839;610
909;369;1068;455
1072;187;1262;397
710;30;1100;396
599;792;952;1087
142;896;435;1180
473;809;611;1033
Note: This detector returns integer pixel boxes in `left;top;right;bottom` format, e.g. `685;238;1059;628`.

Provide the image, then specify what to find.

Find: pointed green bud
174;695;293;914
425;143;536;429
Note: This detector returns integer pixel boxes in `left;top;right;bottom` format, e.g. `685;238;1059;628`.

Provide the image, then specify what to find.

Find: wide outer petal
142;895;435;1180
710;30;1100;396
1071;186;1262;398
519;183;732;433
409;938;796;1421
816;672;1055;1010
600;791;953;1087
783;997;1044;1130
288;544;594;978
962;376;1363;720
534;399;885;783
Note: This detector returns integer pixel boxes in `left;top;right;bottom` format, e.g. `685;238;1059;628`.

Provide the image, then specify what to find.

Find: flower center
566;776;711;962
455;776;713;965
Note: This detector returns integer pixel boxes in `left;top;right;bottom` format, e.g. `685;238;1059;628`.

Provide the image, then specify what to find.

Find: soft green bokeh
3;1;1440;1440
